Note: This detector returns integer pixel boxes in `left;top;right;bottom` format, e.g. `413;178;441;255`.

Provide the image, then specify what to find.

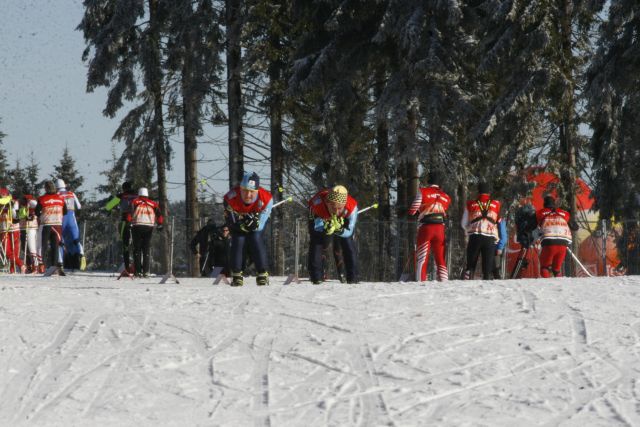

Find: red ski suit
408;185;451;281
536;207;572;278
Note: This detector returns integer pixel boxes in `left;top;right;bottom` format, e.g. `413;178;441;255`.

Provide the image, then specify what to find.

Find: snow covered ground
0;273;639;426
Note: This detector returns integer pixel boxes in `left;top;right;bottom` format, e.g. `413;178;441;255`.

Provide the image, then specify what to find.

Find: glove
241;213;259;232
331;216;344;233
324;220;336;235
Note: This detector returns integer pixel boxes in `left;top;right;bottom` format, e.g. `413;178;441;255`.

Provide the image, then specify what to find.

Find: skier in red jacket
36;181;67;274
461;182;502;280
408;171;451;281
130;187;164;278
223;172;273;287
308;185;359;284
536;195;578;278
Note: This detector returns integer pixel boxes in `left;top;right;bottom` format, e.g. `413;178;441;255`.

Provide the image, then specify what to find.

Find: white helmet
55;178;66;190
28;199;37;209
138;187;149;197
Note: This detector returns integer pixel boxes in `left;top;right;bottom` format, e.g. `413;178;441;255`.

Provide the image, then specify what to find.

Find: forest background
0;0;637;278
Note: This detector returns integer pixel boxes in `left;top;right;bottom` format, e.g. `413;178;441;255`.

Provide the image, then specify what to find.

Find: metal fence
75;213;638;281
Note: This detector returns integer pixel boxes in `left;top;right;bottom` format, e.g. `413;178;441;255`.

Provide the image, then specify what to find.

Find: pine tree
10;160;29;196
52;147;85;200
25;151;40;196
164;0;225;277
226;0;244;186
586;1;640;272
97;146;125;197
587;0;640;222
79;0;172;273
0;122;10;188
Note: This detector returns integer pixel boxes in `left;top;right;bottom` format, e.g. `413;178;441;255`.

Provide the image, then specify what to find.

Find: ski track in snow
1;274;640;425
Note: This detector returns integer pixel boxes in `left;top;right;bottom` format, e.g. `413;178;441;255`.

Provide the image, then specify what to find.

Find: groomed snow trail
1;273;640;426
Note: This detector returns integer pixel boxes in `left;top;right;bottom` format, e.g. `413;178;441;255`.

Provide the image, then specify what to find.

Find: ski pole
359;203;379;215
567;247;592;277
273;196;293;209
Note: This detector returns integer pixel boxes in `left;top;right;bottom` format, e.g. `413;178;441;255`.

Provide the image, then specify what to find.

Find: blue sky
0;0;234;202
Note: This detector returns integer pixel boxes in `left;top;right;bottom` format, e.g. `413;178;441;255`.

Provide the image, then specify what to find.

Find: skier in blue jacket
56;179;85;270
493;218;508;279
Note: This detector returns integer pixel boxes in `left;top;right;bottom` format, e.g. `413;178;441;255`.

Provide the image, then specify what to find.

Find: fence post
82;220;87;250
602;219;607;277
170;216;175;274
294;218;300;279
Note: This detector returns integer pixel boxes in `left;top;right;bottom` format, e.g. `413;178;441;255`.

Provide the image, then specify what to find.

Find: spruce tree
79;0;172;273
163;0;225;277
587;0;640;222
25;151;40;196
52;147;85;200
0;122;9;188
587;1;640;272
10;160;28;196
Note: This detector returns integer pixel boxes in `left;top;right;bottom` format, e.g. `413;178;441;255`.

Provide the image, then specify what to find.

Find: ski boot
80;256;87;271
256;272;269;286
230;271;244;287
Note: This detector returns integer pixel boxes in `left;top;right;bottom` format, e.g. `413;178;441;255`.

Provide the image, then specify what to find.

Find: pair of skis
510;245;593;278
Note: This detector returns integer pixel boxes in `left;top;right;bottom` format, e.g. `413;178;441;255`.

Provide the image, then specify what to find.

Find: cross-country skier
408;171;451;281
130;187;163;278
210;225;231;277
18;194;39;273
492;218;508;279
223;172;273;286
56;179;86;270
461;182;502;280
36;181;67;275
536;195;578;277
189;219;218;276
308;185;359;285
0;189;25;273
104;181;138;274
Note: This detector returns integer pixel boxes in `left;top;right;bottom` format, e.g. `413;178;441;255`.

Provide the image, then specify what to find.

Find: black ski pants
120;221;133;270
230;231;268;274
132;225;153;275
465;234;496;280
40;225;63;268
308;227;358;283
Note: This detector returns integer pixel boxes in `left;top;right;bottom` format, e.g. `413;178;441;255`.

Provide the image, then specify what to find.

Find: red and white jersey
537;207;572;243
131;197;164;227
408;185;451;224
308;189;358;221
58;190;81;212
37;194;66;226
461;194;501;239
224;187;273;215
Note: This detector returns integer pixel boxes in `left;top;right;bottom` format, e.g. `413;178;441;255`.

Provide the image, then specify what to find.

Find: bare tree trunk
559;0;578;276
374;72;392;281
269;45;285;275
376;116;391;281
226;0;243;186
183;31;200;278
149;0;170;274
395;104;419;280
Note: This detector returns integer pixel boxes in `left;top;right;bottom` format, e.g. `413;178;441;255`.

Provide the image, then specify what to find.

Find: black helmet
478;182;491;194
122;181;133;192
427;171;441;186
543;195;556;208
